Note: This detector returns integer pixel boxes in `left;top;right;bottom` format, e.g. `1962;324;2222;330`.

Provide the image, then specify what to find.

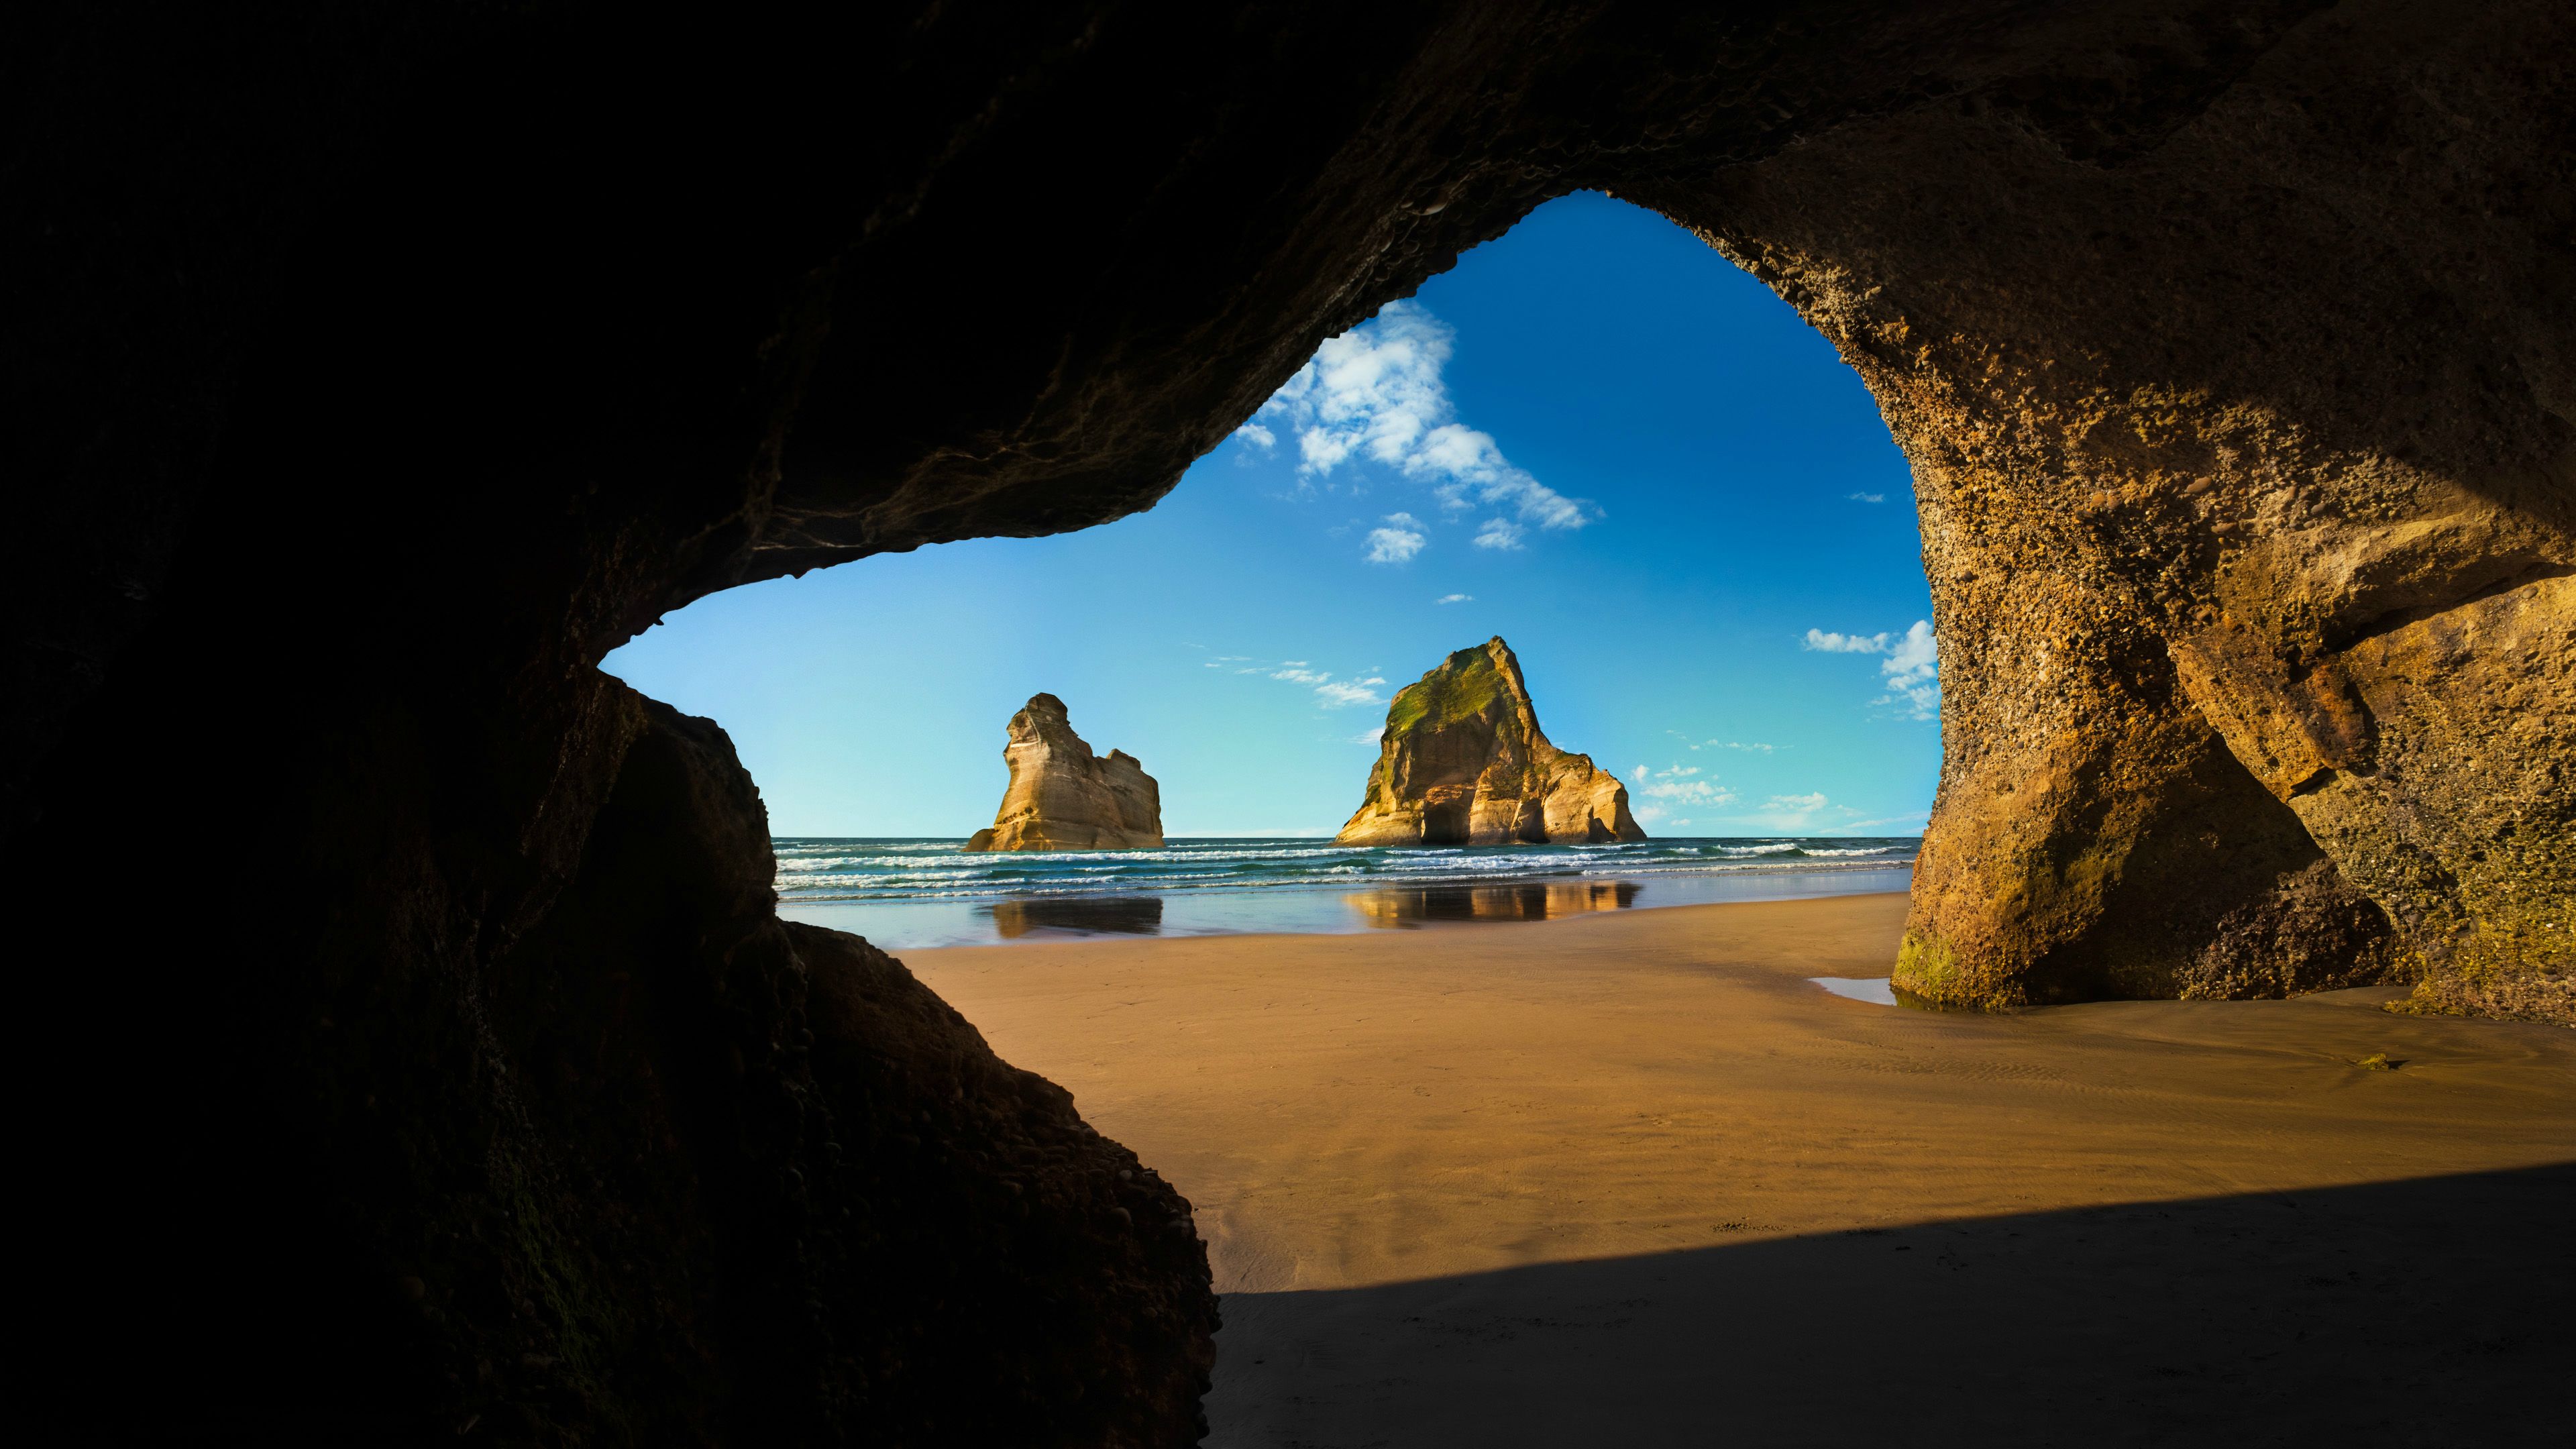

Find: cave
10;2;2569;1441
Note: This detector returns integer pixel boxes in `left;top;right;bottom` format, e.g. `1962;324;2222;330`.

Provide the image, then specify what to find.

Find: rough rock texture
1622;4;2574;1017
964;694;1163;853
9;1;2572;1440
1339;639;1644;847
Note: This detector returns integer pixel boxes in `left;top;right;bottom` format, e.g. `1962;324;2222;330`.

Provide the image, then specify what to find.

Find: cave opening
603;191;1945;951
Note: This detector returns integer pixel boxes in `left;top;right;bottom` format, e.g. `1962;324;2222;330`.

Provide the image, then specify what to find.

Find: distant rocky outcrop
1338;638;1645;847
965;694;1164;851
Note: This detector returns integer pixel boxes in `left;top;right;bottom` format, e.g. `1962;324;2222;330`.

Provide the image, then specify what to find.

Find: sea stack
964;694;1165;851
1337;637;1646;846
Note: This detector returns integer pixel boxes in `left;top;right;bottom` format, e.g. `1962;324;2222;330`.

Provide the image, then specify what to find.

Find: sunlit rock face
11;0;2569;1440
1623;3;2573;1018
964;694;1164;852
1338;638;1644;847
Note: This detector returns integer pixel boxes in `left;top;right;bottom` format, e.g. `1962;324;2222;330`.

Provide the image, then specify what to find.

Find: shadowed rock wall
7;0;2567;1439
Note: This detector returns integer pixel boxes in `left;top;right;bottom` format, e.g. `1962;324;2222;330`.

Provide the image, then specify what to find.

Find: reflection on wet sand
1348;879;1644;928
982;895;1165;938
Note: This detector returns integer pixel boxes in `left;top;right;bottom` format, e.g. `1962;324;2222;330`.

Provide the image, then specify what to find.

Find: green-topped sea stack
1338;637;1646;847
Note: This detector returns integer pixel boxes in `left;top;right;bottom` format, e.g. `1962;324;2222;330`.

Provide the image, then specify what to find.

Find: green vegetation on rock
1383;646;1507;737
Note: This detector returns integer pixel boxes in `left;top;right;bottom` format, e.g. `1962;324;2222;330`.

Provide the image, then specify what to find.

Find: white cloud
1350;725;1387;745
1633;804;1668;825
1315;681;1385;708
1271;667;1329;684
1365;512;1427;564
1880;620;1937;688
1635;759;1732;808
1642;777;1736;806
1236;422;1277;451
1436;593;1473;604
1847;491;1885;503
1874;621;1940;720
1712;791;1854;832
1714;740;1777;753
1256;302;1594;543
1806;619;1939;720
1472;517;1525;550
1803;628;1892;654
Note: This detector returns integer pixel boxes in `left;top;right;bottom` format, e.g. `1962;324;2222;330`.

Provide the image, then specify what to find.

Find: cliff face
965;694;1163;852
1339;639;1644;847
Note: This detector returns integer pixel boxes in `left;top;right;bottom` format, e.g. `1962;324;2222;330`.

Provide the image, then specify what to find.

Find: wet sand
903;894;2575;1444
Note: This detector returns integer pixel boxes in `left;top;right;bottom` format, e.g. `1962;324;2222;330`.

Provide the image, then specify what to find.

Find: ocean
773;836;1917;949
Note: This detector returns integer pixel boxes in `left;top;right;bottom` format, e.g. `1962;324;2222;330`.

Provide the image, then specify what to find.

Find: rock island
1337;637;1645;846
965;694;1164;851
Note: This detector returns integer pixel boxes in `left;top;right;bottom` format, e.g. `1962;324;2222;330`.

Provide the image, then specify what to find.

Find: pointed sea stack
1337;637;1646;847
965;694;1165;851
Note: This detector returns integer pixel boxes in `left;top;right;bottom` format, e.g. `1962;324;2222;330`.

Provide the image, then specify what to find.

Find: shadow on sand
1208;1163;2573;1446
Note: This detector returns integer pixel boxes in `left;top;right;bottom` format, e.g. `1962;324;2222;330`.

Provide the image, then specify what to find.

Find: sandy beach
905;894;2574;1444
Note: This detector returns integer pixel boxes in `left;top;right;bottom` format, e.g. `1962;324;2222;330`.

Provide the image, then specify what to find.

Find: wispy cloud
1643;778;1736;806
1803;628;1892;654
1208;650;1390;712
1349;725;1387;745
1710;791;1855;832
1253;301;1595;545
1630;761;1734;806
1839;810;1931;833
1436;593;1473;604
1664;731;1784;755
1847;491;1886;504
1365;512;1427;564
1472;518;1525;550
1236;422;1277;451
1316;680;1385;708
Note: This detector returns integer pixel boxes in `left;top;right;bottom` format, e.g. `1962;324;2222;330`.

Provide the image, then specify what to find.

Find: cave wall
7;0;2569;1440
1633;0;2572;1015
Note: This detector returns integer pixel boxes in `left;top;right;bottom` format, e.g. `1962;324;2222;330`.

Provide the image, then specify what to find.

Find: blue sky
603;193;1939;838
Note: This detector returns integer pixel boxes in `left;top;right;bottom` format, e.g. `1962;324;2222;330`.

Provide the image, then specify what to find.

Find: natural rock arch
10;1;2567;1439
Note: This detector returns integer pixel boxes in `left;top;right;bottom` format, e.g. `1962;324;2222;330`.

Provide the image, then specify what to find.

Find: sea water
773;836;1916;949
